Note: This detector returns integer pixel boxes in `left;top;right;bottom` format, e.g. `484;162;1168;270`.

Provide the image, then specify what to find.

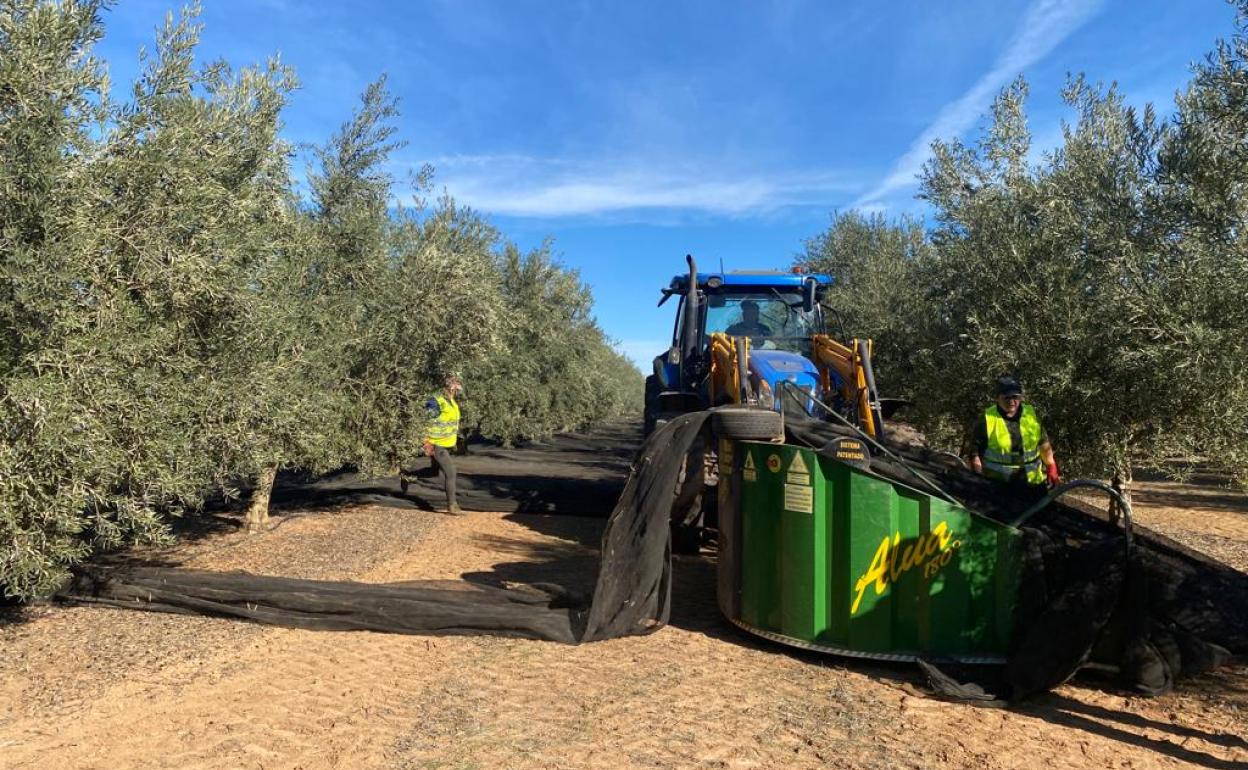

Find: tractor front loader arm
811;334;881;438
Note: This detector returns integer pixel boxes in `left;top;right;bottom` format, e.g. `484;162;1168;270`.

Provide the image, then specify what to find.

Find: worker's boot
399;475;410;494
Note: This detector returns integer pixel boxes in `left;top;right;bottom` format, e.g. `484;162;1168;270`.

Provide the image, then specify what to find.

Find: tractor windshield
705;292;822;354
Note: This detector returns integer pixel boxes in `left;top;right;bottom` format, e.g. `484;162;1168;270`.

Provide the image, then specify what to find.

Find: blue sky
95;1;1237;369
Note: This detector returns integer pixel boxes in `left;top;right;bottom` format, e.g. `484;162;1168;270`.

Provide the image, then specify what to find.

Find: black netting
66;413;713;645
63;410;1246;701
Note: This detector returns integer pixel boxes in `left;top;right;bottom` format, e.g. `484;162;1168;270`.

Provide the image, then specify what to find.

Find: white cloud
399;155;860;219
854;0;1105;207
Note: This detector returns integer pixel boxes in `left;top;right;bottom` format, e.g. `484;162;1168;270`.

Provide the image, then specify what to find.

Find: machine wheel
712;406;784;441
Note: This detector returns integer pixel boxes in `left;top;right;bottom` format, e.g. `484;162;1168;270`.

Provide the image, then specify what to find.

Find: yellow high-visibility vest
982;403;1044;485
425;395;460;448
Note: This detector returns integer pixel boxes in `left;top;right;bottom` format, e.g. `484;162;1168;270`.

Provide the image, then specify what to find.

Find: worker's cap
996;375;1023;397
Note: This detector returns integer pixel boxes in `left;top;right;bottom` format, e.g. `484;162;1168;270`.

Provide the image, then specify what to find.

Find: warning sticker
743;453;757;482
766;454;782;473
784;483;814;513
786;452;810;486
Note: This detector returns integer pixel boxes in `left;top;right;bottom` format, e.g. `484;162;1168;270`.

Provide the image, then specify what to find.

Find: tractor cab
646;256;850;433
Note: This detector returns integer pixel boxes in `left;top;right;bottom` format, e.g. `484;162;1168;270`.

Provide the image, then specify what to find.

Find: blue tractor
645;255;891;552
645;255;886;438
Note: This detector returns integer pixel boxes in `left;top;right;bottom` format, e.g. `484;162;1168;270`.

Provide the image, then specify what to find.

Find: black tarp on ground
64;411;1248;700
66;413;711;645
267;420;639;516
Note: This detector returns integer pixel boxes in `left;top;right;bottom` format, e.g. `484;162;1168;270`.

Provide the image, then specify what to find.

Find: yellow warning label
789;453;808;474
741;452;758;482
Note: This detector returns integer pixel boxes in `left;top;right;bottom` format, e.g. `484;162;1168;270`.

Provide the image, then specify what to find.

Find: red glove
1045;462;1060;486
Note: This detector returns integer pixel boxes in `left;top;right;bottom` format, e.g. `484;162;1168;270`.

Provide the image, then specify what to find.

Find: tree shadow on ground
1011;691;1248;769
462;509;1248;769
1131;464;1248;513
1132;487;1248;513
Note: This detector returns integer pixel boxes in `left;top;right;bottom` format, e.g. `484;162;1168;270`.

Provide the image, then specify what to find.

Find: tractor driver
726;299;773;341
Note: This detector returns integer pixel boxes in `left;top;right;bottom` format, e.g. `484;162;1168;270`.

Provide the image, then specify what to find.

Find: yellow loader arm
811;334;880;438
708;332;749;405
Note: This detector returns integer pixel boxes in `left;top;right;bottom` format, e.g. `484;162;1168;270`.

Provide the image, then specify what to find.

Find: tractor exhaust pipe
681;254;700;387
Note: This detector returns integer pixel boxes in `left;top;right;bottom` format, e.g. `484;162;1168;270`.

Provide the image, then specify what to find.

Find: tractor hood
749;349;819;405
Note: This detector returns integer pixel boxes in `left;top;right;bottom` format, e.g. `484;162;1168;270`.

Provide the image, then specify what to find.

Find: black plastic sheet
64;411;1246;700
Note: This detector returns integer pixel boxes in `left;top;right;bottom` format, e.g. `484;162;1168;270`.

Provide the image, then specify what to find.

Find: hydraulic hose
776;380;960;506
1009;479;1135;549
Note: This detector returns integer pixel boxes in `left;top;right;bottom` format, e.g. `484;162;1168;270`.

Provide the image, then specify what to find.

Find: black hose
1010;479;1135;550
777;380;960;505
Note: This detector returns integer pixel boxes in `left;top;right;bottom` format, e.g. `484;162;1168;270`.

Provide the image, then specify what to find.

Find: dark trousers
415;445;458;507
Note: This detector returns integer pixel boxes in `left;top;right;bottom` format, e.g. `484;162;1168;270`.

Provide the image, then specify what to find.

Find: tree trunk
1110;465;1133;525
245;464;278;533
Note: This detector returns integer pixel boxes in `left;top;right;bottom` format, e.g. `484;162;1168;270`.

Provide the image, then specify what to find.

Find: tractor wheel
712;406;784;441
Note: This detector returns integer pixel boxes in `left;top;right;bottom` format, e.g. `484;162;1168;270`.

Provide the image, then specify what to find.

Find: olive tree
0;1;301;592
464;244;641;444
795;210;930;395
915;71;1248;494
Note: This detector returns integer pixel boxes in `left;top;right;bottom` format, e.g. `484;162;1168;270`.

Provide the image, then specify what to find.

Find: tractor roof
667;271;833;291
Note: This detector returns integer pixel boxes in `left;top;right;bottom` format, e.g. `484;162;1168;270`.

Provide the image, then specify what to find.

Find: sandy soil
1;474;1246;769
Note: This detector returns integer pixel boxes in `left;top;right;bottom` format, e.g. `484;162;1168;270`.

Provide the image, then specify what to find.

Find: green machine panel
724;441;1021;662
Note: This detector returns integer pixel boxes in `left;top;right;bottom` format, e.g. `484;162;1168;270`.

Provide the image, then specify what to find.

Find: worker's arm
1039;440;1060;485
970;417;987;475
422;398;441;456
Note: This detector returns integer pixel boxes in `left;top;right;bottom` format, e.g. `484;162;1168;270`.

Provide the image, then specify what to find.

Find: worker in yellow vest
971;375;1060;488
400;375;463;515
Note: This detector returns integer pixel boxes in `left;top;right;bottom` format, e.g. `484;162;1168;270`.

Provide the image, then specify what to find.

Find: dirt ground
1;437;1246;769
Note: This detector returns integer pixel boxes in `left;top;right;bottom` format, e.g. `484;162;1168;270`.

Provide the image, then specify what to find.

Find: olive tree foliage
464;244;642;444
795;211;930;390
0;2;644;595
914;69;1248;489
1155;0;1248;484
0;1;300;593
344;194;504;474
1;0;114;597
244;78;507;523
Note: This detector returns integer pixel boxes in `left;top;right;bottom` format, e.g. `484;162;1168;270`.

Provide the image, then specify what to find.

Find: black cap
996;375;1023;397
